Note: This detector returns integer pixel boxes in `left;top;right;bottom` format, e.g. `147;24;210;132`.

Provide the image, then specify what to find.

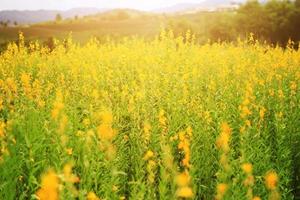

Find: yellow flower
182;153;191;168
0;99;3;111
290;81;297;91
21;73;30;84
242;98;250;106
216;131;230;152
92;89;99;99
147;160;156;169
158;109;167;127
100;111;113;124
97;124;115;141
143;150;154;160
259;107;266;120
51;109;59;120
6;77;17;93
177;130;191;168
53;102;64;110
252;196;261;200
21;73;31;96
241;106;252;118
66;148;73;155
83;118;91;127
0;121;6;138
87;192;100;200
221;122;231;135
175;172;190;187
143;122;151;143
51;100;64;120
265;171;278;190
178;131;185;141
245;120;251;127
143;122;151;133
186;126;192;137
176;186;193;198
278;90;284;99
217;183;228;196
216;122;232;154
242;163;253;174
36;170;59;200
243;175;254;186
63;163;80;183
37;100;45;108
146;159;156;183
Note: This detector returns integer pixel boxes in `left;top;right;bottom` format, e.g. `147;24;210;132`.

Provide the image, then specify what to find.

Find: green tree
291;0;300;43
265;0;294;45
55;13;62;22
236;0;270;41
167;19;194;37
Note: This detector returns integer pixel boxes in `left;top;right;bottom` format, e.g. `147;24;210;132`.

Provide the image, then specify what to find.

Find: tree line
168;0;300;46
0;20;18;27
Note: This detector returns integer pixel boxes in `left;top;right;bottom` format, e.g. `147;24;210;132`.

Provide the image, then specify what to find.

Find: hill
153;0;245;13
0;9;164;48
0;0;246;25
153;0;270;13
0;7;105;25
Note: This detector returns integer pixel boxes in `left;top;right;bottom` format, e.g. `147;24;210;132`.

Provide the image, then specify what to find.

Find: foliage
211;0;300;45
168;0;300;46
55;14;63;23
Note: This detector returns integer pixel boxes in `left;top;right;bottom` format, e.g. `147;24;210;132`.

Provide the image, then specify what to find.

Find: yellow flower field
0;32;299;200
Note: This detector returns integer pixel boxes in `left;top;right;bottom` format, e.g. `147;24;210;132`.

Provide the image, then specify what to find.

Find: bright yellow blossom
87;192;100;200
265;171;278;190
175;172;190;187
143;150;154;160
36;170;59;200
242;163;253;174
176;186;193;198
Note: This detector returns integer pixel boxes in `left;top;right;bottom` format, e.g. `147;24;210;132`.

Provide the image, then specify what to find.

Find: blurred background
0;0;300;50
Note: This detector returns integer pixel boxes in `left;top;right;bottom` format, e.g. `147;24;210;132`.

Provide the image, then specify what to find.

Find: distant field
0;14;164;48
0;10;232;50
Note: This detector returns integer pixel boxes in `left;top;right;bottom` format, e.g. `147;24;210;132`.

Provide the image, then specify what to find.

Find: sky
0;0;204;11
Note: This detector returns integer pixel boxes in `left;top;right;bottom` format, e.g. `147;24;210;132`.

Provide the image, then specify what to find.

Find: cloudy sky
0;0;204;11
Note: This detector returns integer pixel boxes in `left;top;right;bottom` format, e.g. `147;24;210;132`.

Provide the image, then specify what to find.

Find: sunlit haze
0;0;204;11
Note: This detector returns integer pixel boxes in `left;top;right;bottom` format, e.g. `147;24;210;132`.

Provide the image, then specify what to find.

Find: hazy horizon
0;0;205;11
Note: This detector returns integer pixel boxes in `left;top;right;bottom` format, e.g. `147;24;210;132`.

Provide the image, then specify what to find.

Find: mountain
0;7;105;25
153;0;247;13
153;3;200;13
63;7;104;18
0;0;267;25
200;0;245;7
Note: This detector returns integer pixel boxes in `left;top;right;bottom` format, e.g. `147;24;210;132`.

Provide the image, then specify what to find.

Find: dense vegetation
168;0;300;46
0;32;299;199
1;0;300;51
